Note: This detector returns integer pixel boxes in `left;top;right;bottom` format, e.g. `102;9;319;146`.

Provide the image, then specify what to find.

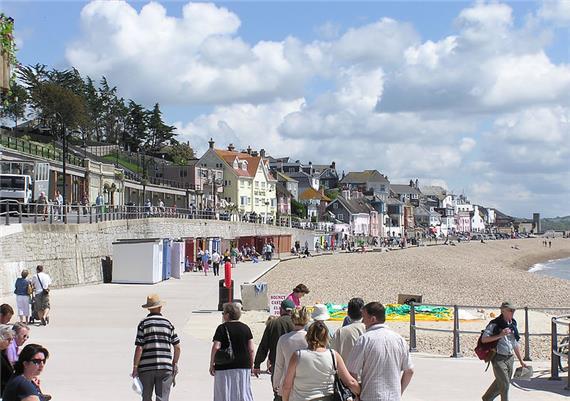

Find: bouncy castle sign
269;294;287;316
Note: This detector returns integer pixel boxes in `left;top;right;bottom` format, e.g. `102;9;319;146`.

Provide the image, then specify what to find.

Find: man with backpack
480;301;527;401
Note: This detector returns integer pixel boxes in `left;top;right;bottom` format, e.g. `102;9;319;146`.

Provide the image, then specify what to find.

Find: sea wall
0;219;307;295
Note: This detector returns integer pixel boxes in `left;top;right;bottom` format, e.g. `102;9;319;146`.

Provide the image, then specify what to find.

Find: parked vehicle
0;161;50;205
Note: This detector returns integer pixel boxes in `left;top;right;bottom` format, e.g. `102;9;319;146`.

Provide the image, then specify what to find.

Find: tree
168;142;195;165
146;103;176;151
1;82;27;126
37;82;87;131
124;100;148;151
291;199;307;218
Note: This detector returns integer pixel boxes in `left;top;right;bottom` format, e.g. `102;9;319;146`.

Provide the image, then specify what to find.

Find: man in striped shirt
132;294;181;401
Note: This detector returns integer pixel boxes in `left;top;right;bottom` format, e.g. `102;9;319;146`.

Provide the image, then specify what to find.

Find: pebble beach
247;238;570;360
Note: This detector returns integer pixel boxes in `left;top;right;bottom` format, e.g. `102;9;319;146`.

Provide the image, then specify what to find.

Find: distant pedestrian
132;294;181;401
254;300;295;400
96;193;105;220
481;301;527;401
549;240;552;248
332;298;366;362
81;191;89;215
6;322;30;365
14;270;32;323
31;265;51;326
37;192;48;221
210;302;254;401
212;250;221;276
53;190;63;221
2;343;50;401
286;284;310;308
0;304;14;325
273;307;311;399
202;250;211;276
281;321;360;401
347;302;414;401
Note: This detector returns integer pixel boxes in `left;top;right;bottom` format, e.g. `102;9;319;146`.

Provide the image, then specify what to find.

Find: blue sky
2;1;570;217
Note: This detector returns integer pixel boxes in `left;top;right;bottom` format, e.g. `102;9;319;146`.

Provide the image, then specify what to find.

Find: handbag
27;282;33;296
330;349;355;401
214;324;235;366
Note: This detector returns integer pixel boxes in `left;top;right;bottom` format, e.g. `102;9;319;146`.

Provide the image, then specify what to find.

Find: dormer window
233;160;238;169
241;160;248;171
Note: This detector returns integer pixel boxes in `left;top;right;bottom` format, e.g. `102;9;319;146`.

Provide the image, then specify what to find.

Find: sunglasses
30;359;46;365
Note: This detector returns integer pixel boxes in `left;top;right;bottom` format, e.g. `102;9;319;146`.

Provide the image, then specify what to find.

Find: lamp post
115;139;119;167
264;201;270;224
55;112;68;224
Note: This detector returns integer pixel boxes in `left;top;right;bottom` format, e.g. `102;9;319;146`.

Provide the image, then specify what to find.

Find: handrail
408;302;570;365
0;199;324;231
550;315;569;390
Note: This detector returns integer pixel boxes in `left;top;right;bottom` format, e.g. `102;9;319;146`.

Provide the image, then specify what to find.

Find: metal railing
408;302;570;361
550;315;569;389
0;199;317;230
1;133;85;167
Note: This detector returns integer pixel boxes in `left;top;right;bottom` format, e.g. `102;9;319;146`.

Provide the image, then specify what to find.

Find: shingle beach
250;238;570;359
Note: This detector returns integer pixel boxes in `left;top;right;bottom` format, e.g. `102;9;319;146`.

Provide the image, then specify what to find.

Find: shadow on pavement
512;369;569;396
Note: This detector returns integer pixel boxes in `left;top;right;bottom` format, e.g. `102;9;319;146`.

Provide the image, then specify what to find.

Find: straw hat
311;304;330;321
141;294;165;309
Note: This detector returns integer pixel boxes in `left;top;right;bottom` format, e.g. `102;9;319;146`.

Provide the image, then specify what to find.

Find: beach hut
112;239;163;284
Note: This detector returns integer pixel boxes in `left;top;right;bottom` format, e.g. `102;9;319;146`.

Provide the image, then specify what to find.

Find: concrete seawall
0;219;308;294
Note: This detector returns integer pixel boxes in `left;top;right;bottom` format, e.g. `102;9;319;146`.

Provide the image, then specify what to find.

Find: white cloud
538;0;570;26
459;137;476;153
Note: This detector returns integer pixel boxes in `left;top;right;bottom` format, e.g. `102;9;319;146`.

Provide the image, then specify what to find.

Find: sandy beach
244;238;570;359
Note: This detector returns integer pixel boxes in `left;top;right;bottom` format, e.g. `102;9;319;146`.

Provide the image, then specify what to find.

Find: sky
2;0;570;218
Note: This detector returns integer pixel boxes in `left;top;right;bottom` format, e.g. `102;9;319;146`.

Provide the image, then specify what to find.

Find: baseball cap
281;299;295;311
500;301;516;311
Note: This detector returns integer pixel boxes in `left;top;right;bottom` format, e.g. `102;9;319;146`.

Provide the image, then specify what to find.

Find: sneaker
41;318;46;326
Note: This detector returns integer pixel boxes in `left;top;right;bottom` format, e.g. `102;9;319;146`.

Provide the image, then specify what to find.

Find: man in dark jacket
253;299;295;400
481;301;527;401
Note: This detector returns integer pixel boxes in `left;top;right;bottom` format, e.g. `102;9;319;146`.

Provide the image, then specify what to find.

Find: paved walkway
0;260;567;400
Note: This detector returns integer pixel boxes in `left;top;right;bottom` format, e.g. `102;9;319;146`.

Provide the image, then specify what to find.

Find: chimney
331;161;336;170
251;150;258;157
342;189;351;200
227;143;235;151
208;138;215;149
415;178;419;189
247;145;252;155
260;148;266;158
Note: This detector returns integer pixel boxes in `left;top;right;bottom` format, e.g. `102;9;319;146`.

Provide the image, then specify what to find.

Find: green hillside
541;216;570;231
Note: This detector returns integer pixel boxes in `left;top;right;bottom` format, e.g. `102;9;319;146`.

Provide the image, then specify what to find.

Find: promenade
0;260;567;400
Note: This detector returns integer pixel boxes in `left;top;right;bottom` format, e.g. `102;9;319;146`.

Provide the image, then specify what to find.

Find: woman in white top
273;307;311;396
282;321;360;401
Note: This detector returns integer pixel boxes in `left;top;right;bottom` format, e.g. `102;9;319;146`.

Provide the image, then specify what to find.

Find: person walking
132;294;181;401
31;266;51;326
53;190;63;221
347;302;414;401
210;302;254;401
37;192;48;221
202;250;211;276
281;321;360;401
273;307;311;400
481;301;527;401
286;284;310;308
212;250;221;277
253;300;295;400
14;270;32;323
2;343;50;401
6;323;30;366
331;298;365;362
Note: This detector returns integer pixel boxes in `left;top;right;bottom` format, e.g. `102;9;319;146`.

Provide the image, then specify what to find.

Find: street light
115;139;119;167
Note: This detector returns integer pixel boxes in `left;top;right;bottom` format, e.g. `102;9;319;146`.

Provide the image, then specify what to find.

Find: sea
528;257;570;280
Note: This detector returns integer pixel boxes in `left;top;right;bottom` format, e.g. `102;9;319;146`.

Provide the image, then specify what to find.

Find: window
240;196;247;206
255;198;260;206
338;213;344;220
261;182;266;189
247;197;251;205
255;181;259;188
240;181;244;188
333;203;338;210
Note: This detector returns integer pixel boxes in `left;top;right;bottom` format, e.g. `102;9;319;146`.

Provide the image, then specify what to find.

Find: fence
0;133;85;167
0;199;319;231
408;302;570;362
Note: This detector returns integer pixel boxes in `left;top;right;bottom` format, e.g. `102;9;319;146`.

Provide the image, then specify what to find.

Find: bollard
33;204;37;224
550;318;561;380
4;203;9;226
409;302;417;352
452;305;462;358
49;205;53;224
524;307;532;361
77;206;80;224
18;203;22;224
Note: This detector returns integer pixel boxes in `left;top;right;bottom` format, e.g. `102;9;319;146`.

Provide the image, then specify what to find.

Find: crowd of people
190;243;277;274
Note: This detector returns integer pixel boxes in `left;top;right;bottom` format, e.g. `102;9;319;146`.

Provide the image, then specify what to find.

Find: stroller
29;294;39;324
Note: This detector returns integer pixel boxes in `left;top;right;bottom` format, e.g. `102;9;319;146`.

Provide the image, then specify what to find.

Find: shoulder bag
214;324;235;366
38;276;50;295
330;349;355;401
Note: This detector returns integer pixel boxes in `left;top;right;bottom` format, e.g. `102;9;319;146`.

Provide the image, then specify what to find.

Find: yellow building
198;140;277;222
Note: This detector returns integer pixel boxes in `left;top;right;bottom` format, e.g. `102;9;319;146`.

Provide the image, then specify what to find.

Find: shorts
34;292;50;311
16;295;31;316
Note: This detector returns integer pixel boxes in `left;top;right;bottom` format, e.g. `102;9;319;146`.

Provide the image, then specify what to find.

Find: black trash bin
102;256;113;283
218;279;234;311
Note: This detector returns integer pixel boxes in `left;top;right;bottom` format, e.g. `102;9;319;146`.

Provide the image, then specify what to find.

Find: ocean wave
528;263;547;273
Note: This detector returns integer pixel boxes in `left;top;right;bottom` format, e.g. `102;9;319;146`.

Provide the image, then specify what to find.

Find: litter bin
102;256;113;283
218;279;234;311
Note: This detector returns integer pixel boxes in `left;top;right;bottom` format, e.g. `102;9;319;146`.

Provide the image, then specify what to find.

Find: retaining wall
0;219;308;295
